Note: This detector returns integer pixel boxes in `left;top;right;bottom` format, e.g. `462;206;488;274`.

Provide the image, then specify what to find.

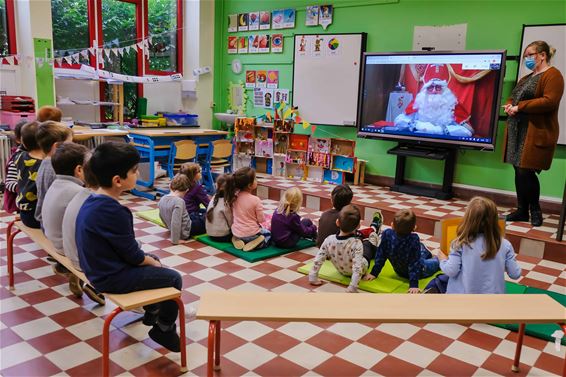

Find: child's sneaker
83;284;106;306
371;210;383;234
232;236;245;250
368;231;380;248
149;325;180;352
143;308;160;326
68;275;83;298
243;235;265;252
52;262;72;277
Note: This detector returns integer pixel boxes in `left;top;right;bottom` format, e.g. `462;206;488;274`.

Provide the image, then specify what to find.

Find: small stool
354;159;367;185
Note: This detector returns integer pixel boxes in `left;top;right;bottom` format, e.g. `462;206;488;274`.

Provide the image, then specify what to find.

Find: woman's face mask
524;56;536;71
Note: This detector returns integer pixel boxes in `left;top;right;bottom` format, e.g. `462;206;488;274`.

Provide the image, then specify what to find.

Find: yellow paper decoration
302;120;310;129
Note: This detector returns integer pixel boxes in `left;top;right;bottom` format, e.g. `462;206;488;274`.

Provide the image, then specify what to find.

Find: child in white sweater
205;174;233;242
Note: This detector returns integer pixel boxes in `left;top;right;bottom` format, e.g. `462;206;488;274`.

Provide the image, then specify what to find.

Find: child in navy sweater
180;162;209;236
76;142;183;352
271;187;317;248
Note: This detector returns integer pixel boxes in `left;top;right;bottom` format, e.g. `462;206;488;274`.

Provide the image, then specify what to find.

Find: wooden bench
5;220;187;376
197;291;566;377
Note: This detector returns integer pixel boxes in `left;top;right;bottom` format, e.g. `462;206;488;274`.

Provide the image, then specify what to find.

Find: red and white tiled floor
1;192;565;376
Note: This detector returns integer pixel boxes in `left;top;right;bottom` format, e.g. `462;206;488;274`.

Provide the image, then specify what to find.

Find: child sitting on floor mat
316;184;353;247
226;167;271;251
271;187;317;248
159;174;193;244
309;205;374;293
180;162;209;236
205;174;233;243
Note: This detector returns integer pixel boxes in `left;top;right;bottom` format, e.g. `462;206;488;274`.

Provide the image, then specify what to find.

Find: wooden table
128;128;228;199
72;128;129;141
197;291;566;377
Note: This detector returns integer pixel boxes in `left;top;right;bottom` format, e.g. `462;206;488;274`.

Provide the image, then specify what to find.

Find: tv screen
356;50;506;150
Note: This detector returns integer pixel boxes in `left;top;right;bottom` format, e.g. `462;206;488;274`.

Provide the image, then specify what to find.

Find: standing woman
503;41;564;226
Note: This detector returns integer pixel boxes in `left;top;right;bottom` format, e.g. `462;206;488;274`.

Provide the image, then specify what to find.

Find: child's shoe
143;308;160;326
149;324;180;352
68;275;83;298
371;210;383;233
52;262;72;277
83;284;106;306
232;236;245;250
368;231;380;248
243;235;265;252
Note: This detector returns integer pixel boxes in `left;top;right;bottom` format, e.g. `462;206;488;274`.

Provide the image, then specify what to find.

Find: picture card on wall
256;70;267;88
273;89;290;106
306;6;319;26
228;36;238;54
263;88;274;108
283;9;296;29
238;13;249;31
246;70;256;88
228;14;238;32
319;5;333;30
267;70;279;88
311;35;325;56
327;36;341;55
258;35;270;53
271;34;283;53
238;36;248;54
297;35;307;55
249;12;260;30
254;88;264;107
248;35;258;53
272;10;284;29
260;11;271;30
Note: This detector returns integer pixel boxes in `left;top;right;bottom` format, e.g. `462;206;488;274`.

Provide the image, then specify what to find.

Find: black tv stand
387;144;457;200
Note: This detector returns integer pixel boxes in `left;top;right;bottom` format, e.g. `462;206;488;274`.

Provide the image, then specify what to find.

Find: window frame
1;0;17;65
143;0;183;76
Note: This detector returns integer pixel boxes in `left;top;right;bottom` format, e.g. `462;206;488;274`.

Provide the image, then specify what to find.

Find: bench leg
103;307;123;377
207;320;221;377
512;323;526;372
174;297;188;373
215;320;221;370
6;220;21;290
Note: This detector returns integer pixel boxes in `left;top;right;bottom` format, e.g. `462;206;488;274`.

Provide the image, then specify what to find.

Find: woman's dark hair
88;142;140;188
206;174;229;223
223;167;256;207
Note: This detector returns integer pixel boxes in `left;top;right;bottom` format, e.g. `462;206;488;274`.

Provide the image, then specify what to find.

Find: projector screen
357;50;506;150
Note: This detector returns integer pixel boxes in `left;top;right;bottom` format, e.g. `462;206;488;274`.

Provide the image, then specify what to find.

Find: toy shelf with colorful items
233;117;256;170
254;122;274;174
306;137;331;182
325;138;357;184
285;134;309;179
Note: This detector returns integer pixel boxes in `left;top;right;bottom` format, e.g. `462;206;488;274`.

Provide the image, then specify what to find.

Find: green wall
214;0;566;199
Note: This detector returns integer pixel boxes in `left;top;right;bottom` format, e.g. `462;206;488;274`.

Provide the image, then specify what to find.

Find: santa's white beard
414;89;458;127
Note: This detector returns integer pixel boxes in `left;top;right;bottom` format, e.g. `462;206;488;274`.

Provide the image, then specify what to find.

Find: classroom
0;0;565;376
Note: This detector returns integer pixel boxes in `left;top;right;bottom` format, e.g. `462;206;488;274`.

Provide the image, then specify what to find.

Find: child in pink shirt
225;167;270;251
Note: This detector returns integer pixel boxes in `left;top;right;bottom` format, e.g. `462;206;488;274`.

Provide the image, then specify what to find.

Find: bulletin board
292;33;366;127
517;24;566;145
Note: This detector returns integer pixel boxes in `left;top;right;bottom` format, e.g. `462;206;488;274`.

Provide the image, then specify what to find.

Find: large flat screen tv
356;50;506;150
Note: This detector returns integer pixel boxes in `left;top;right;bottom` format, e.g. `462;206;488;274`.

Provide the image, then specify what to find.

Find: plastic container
162;112;198;127
0;111;36;129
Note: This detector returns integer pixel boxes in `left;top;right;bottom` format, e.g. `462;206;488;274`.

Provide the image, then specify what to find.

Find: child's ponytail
179;162;201;188
206;175;228;223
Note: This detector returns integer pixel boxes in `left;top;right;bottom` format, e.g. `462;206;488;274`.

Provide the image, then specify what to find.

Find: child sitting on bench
205;174;233;243
159;174;193;245
271;187;317;248
437;196;521;293
76;142;184;352
364;209;439;293
310;205;374;293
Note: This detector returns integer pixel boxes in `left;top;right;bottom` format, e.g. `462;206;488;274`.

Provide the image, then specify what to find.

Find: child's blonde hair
278;187;303;216
453;196;502;260
179;162;201;187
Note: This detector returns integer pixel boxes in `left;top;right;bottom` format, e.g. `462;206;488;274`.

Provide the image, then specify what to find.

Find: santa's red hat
422;64;450;84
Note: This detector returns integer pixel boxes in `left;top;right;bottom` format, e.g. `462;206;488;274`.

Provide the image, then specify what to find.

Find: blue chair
167;140;197;178
201;139;233;194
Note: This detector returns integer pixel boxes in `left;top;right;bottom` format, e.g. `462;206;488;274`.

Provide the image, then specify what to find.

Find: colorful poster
238;36;248;54
256;70;267;88
238;13;249;31
258;35;270;53
267;70;279;88
228;36;238;54
254;88;264;107
306;6;319;26
263;88;274;109
259;11;271;30
297;35;307;56
248;35;258;53
249;12;259;31
271;34;283;53
319;5;333;30
273;89;290;105
228;14;238;32
312;35;324;56
245;70;256;88
272;10;284;29
283;8;296;29
327;36;341;56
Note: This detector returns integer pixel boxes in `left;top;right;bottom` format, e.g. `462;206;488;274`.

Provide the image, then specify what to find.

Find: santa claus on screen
394;78;473;137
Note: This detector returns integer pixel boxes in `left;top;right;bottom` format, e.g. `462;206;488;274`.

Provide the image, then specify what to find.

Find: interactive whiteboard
292;33;366;127
518;24;566;145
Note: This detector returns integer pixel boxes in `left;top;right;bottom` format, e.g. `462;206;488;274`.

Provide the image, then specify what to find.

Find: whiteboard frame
517;23;566;145
292;32;367;127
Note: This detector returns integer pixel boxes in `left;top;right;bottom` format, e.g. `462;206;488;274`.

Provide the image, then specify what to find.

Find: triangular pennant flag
283;108;293;120
136;41;144;50
295;116;302;123
15;54;21;62
104;49;111;58
148;36;153;45
6;56;15;65
125;45;131;54
302;120;310;129
81;50;89;59
143;39;149;48
55;57;63;65
63;56;73;65
88;47;95;56
71;53;80;63
311;125;317;134
118;48;124;56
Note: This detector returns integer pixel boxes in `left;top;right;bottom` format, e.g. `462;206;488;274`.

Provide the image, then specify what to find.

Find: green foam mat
195;235;316;263
135;208;166;228
297;260;441;293
493;284;566;345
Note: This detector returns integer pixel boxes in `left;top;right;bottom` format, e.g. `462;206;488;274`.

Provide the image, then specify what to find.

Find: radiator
0;135;12;183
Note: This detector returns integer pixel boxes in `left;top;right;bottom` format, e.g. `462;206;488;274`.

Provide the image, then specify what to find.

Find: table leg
207;321;216;377
512;323;526;372
214;321;221;370
103;307;122;377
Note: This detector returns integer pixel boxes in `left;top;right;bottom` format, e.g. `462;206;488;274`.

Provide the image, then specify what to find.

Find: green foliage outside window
148;0;178;72
51;0;89;63
0;0;9;57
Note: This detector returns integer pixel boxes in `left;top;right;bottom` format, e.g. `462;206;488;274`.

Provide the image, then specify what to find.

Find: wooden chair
440;217;506;255
167;139;197;178
202;139;233;193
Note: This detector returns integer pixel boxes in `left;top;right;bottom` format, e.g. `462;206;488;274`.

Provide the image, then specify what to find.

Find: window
51;0;91;66
146;0;182;74
0;0;16;60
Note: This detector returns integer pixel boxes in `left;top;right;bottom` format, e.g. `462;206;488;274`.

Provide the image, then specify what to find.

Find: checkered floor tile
1;191;564;376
